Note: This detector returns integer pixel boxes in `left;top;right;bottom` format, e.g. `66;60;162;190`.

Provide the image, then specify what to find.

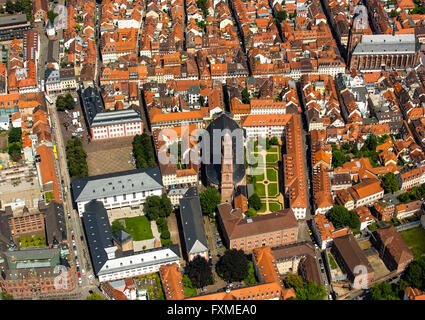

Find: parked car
78;272;81;278
72;235;75;240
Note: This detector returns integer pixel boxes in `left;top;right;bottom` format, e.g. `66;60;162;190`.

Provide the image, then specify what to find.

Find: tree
270;136;279;145
276;10;287;23
199;187;221;217
8;143;22;162
47;9;59;24
56;93;75;111
66;138;88;179
133;134;157;169
363;134;378;152
86;292;104;300
216;249;249;283
328;205;360;230
248;193;262;210
160;230;170;240
404;257;425;290
382;173;400;194
371;281;399;300
241;88;251;104
6;0;14;13
111;220;124;234
145;195;173;221
332;149;348;168
284;274;304;289
245;207;258;217
295;281;327;300
390;9;399;17
243;261;258;285
0;291;13;300
185;255;214;288
8;127;22;144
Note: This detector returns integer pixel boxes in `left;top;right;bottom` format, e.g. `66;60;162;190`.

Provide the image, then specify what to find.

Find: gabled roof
178;187;208;257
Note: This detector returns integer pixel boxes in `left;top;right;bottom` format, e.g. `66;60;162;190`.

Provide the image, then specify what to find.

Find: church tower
221;134;234;204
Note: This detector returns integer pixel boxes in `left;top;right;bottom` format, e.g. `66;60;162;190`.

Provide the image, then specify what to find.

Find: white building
82;200;181;283
71;167;163;215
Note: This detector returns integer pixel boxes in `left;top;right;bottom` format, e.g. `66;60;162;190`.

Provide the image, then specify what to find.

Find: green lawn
267;183;279;197
123;216;153;241
266;153;278;163
266;168;277;182
328;253;338;269
255;182;266;198
268;201;282;212
399;226;425;258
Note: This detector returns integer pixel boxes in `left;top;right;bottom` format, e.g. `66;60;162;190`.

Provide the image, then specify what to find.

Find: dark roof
205;113;246;185
332;233;374;276
271;241;321;286
0;210;12;252
42;201;67;245
374;226;414;266
113;229;132;246
178;187;208;258
82;200;114;275
80;86;104;126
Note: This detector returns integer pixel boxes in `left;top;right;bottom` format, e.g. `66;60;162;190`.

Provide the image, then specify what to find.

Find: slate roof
205;113;246;185
82;200;114;275
178;187;208;258
71;167;163;203
353;34;418;55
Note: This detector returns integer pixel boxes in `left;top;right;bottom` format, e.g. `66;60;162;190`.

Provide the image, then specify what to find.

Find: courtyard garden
112;216;153;241
245;139;284;214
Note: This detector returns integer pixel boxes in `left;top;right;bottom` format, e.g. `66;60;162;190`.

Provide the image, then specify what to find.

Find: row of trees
144;194;173;246
184;249;256;289
4;0;33;21
66;137;89;179
397;183;425;203
371;256;425;300
132;134;156;169
8;127;22;162
56;94;75;111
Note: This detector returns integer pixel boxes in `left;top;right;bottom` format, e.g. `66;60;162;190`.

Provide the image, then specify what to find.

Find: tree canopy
276;10;287;22
145;194;173;221
199;187;221;217
248;193;262;211
382;173;399;194
185;255;214;288
133;134;157;169
284;274;327;300
86;292;104;300
371;281;400;300
216;249;249;283
66;138;88;179
241;88;251;104
111;220;125;234
328;205;360;230
56;93;75;111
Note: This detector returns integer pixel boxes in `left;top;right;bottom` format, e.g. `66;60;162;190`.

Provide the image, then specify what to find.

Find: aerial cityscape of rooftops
0;0;424;303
